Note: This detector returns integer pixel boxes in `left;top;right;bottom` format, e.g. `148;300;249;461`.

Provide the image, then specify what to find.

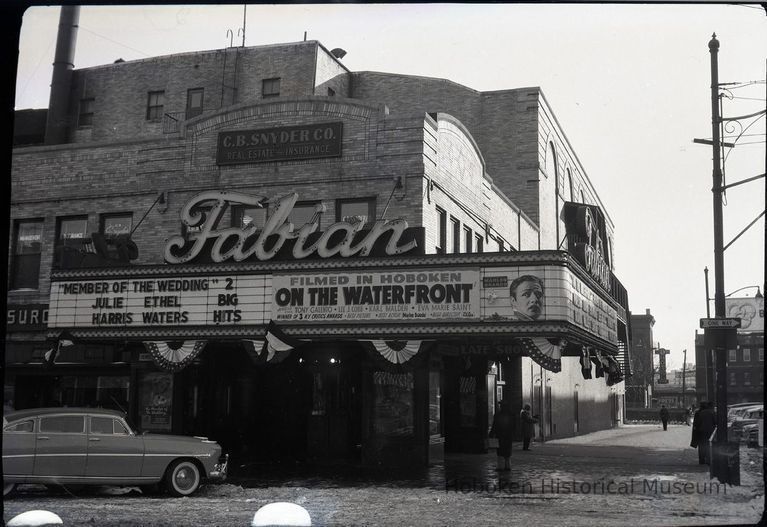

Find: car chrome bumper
209;454;228;481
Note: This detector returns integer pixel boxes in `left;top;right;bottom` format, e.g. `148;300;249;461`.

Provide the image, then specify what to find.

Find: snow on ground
4;425;764;526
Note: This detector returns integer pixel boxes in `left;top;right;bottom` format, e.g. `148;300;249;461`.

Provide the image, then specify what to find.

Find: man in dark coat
489;400;514;471
659;405;670;431
691;401;717;464
520;404;539;451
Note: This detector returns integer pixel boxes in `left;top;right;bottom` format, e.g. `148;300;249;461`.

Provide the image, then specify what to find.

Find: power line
78;26;152;57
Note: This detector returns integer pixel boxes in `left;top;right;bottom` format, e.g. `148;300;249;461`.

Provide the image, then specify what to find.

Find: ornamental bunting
144;340;206;371
43;330;75;367
242;339;293;364
520;337;565;372
363;340;425;364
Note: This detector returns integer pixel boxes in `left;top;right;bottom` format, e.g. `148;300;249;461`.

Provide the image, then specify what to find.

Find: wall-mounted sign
272;269;480;323
6;304;49;331
216;122;343;165
725;297;764;332
49;263;618;346
164;191;423;265
563;202;611;293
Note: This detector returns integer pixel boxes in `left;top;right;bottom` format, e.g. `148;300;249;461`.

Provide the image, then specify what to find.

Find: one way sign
700;318;741;329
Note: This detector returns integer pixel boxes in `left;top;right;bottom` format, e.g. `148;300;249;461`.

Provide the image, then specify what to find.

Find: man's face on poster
511;280;544;319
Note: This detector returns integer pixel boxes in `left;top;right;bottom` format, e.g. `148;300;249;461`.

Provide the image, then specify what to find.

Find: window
56;216;88;257
436;207;447;254
100;213;132;239
262;77;281;98
10;219;43;289
327;87;336;97
729;372;737;386
451;217;460;254
743;348;751;362
288;202;320;229
90;416;114;435
744;372;752;385
728;349;737;363
337;199;375;227
90;417;129;435
78;98;95;127
186;88;204;119
40;415;84;433
232;205;267;230
464;226;473;253
475;233;484;253
114;420;130;435
146;90;165;120
4;420;34;433
760;348;764;362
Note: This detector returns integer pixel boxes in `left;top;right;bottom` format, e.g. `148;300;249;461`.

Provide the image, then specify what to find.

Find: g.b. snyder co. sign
216;122;343;165
164;191;423;265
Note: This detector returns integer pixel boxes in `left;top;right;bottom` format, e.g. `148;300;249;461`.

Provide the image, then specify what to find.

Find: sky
11;3;767;372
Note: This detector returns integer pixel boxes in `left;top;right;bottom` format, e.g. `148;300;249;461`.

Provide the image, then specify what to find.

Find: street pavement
4;424;765;526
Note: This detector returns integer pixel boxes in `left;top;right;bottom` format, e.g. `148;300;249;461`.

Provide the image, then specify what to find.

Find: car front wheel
164;460;201;497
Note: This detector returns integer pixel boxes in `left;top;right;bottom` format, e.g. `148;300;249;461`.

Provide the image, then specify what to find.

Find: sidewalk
5;424;765;527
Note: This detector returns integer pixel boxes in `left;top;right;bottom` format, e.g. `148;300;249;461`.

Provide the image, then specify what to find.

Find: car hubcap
176;467;195;491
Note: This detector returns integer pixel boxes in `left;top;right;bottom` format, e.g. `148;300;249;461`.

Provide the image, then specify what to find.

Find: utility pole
681;349;687;408
707;33;739;485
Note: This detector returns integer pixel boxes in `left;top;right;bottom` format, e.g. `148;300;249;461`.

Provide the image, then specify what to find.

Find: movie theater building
8;27;630;467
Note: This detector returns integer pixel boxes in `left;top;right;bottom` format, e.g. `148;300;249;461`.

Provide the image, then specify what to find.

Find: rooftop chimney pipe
45;5;80;145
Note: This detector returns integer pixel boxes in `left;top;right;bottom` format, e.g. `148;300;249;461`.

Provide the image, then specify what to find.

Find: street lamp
725;285;763;299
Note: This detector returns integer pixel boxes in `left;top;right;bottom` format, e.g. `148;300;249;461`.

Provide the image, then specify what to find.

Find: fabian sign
164;191;423;264
216;122;343;165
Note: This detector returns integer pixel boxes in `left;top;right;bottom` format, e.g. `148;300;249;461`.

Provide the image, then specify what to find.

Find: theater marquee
47;261;617;345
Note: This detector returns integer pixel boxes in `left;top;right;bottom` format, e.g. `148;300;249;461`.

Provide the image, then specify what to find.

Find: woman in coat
489;400;514;471
520;404;539;451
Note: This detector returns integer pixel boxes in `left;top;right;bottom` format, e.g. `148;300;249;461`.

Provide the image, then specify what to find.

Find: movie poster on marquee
481;265;617;343
271;269;480;323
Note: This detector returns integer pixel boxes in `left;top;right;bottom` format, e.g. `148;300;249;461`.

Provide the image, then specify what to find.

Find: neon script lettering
164;191;418;264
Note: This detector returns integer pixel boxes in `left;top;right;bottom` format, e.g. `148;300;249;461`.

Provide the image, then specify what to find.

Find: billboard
725;297;764;332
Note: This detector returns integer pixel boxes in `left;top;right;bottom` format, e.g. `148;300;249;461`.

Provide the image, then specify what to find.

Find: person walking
520;404;539;451
489;399;514;471
691;401;717;464
659;405;670;431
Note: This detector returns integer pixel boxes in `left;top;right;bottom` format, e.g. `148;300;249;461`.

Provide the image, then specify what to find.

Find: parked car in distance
3;407;227;497
728;407;764;442
727;403;762;423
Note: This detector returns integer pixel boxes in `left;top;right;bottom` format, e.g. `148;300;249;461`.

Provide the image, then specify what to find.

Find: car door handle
37;436;49;440
88;437;100;442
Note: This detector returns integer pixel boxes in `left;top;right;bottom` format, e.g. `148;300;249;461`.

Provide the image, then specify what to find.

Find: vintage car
3;407;227;497
727;406;764;442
